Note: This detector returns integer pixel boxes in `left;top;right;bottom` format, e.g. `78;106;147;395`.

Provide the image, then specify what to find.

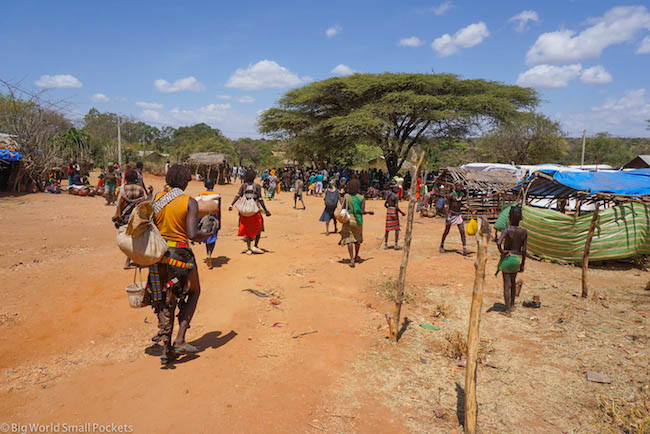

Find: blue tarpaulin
0;149;22;162
516;169;650;198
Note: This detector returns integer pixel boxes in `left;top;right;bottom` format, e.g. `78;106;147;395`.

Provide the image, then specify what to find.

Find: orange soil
0;174;647;433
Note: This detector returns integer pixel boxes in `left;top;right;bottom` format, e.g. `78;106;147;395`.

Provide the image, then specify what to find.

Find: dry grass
431;302;453;319
596;388;650;433
376;276;414;304
320;253;650;433
432;331;494;363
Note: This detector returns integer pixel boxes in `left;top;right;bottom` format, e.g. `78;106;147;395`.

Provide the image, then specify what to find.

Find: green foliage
477;112;567;164
259;72;539;176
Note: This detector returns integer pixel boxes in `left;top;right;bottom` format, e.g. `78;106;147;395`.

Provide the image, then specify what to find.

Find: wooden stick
388;149;425;342
581;204;600;298
464;217;490;434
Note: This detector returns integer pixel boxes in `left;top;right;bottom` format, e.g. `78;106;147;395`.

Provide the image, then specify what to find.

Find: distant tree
585;132;627;166
259;73;538;177
60;127;91;162
478;112;566;164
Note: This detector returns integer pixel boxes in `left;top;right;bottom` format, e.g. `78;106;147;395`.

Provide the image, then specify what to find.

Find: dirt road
0;174;648;433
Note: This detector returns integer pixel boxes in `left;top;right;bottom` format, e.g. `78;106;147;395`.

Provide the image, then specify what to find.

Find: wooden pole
386;150;425;341
581;204;600;298
464;217;491;434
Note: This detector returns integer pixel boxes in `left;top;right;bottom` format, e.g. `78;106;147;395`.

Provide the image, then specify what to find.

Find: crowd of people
98;161;527;364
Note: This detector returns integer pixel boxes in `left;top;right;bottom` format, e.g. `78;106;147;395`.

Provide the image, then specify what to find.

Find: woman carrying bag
338;178;373;268
320;180;340;235
229;169;271;255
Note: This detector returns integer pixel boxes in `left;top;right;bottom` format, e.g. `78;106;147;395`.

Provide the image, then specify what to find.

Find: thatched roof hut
186;152;229;184
433;167;518;194
187;152;228;166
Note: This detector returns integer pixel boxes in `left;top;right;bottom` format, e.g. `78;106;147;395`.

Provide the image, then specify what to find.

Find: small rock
577;333;586;339
42;384;49;389
184;389;189;394
7;370;14;375
458;359;467;368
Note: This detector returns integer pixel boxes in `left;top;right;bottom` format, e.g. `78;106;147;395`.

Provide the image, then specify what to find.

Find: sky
2;0;649;138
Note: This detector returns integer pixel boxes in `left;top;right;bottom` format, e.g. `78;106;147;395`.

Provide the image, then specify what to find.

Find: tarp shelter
514;169;650;263
515;169;650;201
0;134;22;192
623;155;650;169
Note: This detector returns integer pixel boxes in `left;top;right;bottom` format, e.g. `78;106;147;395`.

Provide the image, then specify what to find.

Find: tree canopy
477;112;567;164
259;72;539;176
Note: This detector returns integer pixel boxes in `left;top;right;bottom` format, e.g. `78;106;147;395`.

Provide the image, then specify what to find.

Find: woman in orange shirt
149;164;216;365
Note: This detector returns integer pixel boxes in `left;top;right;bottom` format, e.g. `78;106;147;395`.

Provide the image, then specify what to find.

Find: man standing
164;160;170;174
383;184;406;249
293;175;305;210
440;182;471;255
496;206;527;317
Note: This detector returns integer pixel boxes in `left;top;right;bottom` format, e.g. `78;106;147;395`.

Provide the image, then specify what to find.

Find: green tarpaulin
521;203;650;263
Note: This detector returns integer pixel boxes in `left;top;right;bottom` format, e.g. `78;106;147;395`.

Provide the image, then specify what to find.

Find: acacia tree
258;73;538;176
0;80;71;186
478;111;566;164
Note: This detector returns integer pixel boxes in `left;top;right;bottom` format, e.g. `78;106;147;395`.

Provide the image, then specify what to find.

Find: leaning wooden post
581;204;600;298
386;150;425;341
464;217;491;434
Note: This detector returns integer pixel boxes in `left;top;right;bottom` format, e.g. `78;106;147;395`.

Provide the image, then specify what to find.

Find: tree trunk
582;205;600;298
386;149;425;341
385;153;399;178
464;217;491;434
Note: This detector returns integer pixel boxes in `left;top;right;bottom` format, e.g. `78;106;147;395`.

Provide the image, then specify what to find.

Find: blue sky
2;0;649;138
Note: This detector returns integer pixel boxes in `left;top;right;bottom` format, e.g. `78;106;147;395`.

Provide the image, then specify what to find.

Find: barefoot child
383;183;406;249
496;205;527;317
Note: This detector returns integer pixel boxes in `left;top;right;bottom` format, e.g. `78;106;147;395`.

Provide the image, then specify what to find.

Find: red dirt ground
0;174;647;433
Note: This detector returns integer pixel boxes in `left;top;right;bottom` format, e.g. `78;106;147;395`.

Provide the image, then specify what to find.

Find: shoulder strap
153;188;185;216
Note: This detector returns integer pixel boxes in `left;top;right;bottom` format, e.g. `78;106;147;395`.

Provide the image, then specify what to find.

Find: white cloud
34;74;82;88
431;22;489;56
238;96;255;103
399;36;425;47
216;95;232;100
517;64;582;89
526;6;650;65
141;103;231;125
331;64;357;76
154;76;205;93
325;25;342;38
637;36;650;54
580;65;612;85
91;93;109;103
135;101;164;109
225;60;305;90
139;103;258;138
558;88;650;137
431;1;452;16
508;10;540;33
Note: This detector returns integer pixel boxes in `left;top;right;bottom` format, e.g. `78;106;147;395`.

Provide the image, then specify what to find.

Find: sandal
160;351;178;365
173;342;199;354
